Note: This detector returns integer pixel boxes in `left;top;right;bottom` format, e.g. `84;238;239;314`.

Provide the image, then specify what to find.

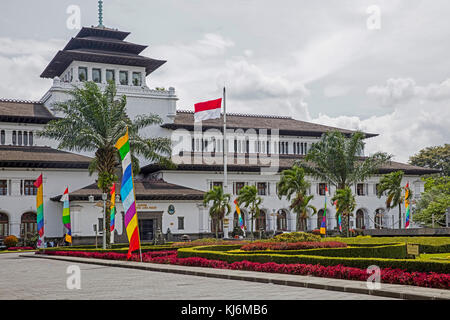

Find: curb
22;254;450;300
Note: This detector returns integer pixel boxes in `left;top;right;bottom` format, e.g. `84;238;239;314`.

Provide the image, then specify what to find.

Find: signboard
407;244;419;256
136;203;157;210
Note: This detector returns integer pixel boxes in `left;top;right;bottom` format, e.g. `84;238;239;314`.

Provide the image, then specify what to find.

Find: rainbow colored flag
334;200;342;232
320;185;328;235
60;187;72;243
33;174;44;247
234;199;245;230
110;183;116;232
405;182;410;229
115;128;141;259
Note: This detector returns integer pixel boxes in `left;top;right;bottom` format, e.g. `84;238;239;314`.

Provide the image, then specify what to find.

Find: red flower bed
240;241;347;251
7;246;35;251
36;250;450;289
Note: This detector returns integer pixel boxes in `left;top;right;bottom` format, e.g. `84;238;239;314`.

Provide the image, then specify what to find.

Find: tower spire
98;0;104;27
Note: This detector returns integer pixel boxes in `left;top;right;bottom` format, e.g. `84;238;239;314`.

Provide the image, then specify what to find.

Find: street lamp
102;192;107;249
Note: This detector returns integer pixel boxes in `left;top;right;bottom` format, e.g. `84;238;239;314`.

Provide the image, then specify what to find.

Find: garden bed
35;249;450;290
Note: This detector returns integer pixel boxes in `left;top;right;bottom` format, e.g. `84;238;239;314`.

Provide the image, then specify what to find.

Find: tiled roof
51;178;204;201
0;145;92;168
141;153;439;176
0;99;56;123
161;110;378;138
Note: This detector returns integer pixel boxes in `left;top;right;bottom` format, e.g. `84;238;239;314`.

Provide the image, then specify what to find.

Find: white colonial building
0;24;438;245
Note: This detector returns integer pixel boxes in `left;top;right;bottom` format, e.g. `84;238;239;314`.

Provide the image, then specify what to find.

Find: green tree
331;186;356;236
409;144;450;176
236;185;263;239
377;171;412;229
39;81;173;246
298;130;391;189
277;165;316;231
414;176;450;227
203;186;232;239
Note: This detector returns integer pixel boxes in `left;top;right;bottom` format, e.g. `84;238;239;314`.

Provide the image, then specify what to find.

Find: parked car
0;239;6;250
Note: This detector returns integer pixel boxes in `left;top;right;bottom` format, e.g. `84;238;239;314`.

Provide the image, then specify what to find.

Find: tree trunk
398;204;402;229
341;212;350;237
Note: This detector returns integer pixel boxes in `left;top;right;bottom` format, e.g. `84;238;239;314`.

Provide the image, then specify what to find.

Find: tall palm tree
331;186;356;236
39;81;173;246
203;186;232;238
298;130;391;189
236;185;262;239
377;170;412;229
277;165;316;231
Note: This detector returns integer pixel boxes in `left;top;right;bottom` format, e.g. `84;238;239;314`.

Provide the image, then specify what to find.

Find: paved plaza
0;253;394;300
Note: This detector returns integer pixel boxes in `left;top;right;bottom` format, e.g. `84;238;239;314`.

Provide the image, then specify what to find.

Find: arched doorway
256;210;266;231
317;209;325;229
211;218;223;234
277;209;287;231
356;209;365;229
0;212;9;238
374;208;385;229
21;212;37;239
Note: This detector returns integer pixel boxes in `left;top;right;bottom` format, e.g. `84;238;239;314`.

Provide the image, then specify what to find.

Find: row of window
0;212;36;238
210;181;269;196
0;180;37;196
76;67;142;86
191;138;309;155
0;130;33;146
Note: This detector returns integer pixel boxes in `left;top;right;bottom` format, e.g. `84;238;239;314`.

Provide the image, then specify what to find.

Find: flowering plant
241;241;347;251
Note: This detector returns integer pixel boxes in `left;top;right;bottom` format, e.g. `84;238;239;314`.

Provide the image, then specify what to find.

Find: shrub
241;241;347;251
177;246;450;273
272;232;321;243
4;235;18;248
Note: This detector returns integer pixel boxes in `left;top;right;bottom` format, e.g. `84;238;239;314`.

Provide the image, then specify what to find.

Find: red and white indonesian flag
194;98;222;122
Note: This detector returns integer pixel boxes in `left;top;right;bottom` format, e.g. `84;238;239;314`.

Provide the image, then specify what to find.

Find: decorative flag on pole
60;187;72;243
334;200;342;232
194;98;222;122
115;128;141;259
234;199;245;231
34;174;44;248
110;183;116;232
320;185;328;235
405;182;410;229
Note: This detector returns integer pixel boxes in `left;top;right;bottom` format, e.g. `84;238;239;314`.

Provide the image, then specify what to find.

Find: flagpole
223;87;228;239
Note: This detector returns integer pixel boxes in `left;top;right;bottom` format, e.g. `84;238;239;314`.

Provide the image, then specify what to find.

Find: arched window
18;131;22;146
21;212;37;238
277;209;287;231
256;210;266;231
23;131;28;146
317;209;325;229
0;130;5;145
28;132;33;146
356;209;365;229
12;131;16;145
0;212;9;237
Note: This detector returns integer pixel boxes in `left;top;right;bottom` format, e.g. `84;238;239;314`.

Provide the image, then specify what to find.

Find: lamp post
102;193;107;249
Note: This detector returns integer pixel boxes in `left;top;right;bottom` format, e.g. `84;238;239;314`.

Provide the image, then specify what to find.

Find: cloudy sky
0;0;449;162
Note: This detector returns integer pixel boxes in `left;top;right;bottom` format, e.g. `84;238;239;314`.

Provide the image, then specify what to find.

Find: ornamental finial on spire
98;0;104;27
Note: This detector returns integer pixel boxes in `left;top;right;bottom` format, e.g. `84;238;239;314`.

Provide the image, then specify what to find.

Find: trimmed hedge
325;237;450;253
231;244;408;259
40;244;177;254
177;246;450;273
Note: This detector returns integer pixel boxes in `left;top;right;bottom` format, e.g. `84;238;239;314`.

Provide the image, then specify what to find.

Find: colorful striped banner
60;187;72;243
334;200;342;232
320;185;328;235
405;182;410;229
234;199;245;231
115;128;141;259
33;174;44;247
110;183;116;232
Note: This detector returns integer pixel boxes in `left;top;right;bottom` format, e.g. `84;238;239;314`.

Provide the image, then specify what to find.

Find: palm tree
298;130;391;190
39;81;173;246
236;185;263;239
203;186;232;238
377;170;412;229
277;165;316;231
331;186;356;236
